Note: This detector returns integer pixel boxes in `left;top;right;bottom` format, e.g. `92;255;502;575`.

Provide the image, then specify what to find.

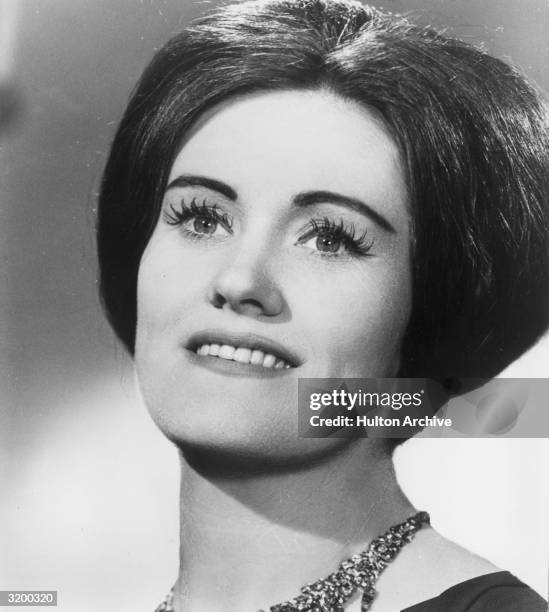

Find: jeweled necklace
155;511;429;612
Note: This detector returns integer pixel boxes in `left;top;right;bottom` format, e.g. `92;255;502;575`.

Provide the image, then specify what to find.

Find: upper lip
186;329;303;367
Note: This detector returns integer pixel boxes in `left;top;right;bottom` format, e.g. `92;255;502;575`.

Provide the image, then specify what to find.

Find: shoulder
374;528;545;611
402;571;547;612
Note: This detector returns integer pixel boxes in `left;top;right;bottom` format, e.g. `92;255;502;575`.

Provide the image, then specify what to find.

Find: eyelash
163;200;373;258
163;198;233;235
297;217;374;258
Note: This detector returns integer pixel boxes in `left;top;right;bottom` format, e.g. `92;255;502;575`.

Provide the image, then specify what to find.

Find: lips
196;343;292;369
187;331;301;370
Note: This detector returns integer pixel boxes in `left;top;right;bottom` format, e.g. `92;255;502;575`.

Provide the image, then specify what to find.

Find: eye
296;217;374;258
191;215;220;236
303;232;343;254
163;198;233;240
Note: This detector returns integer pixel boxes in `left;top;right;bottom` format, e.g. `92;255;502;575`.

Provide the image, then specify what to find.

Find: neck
173;440;414;612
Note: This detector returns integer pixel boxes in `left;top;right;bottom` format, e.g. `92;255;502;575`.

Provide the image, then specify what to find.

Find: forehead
169;90;407;218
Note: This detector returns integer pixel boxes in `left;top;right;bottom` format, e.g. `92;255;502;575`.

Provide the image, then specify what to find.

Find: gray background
2;0;549;451
1;1;548;609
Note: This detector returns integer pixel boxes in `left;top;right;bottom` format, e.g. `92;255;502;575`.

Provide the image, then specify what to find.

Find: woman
97;0;549;610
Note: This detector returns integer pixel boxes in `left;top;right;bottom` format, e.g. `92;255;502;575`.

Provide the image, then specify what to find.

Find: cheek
135;257;171;353
289;260;412;374
135;236;204;349
134;237;205;429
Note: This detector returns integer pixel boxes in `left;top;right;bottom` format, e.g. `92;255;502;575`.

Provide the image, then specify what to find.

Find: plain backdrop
1;1;548;610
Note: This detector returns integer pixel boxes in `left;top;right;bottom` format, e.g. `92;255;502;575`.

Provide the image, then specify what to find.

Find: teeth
195;344;292;369
250;350;264;365
262;354;276;368
233;347;252;363
218;345;235;360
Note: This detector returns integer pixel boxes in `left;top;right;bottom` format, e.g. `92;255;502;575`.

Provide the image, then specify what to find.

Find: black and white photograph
1;1;548;610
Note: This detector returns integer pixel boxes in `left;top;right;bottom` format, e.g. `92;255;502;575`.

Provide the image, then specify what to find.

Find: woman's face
135;90;412;462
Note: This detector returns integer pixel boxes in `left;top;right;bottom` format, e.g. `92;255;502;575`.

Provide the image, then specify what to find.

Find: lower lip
185;350;296;378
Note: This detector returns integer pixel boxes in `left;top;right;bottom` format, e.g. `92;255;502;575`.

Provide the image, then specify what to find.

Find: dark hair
97;0;549;382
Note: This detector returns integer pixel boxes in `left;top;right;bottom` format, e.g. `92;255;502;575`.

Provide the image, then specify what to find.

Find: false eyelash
300;217;374;256
163;198;233;230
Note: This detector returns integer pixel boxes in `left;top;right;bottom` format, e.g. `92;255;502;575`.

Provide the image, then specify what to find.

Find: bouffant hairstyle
97;0;549;382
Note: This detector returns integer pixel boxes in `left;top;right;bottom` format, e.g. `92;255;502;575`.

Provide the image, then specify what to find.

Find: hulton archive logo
297;378;548;438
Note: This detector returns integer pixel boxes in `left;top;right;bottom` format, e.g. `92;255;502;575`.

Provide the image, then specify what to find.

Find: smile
186;330;301;375
195;343;292;369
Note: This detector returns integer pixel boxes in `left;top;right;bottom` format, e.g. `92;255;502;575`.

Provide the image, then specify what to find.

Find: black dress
402;571;547;611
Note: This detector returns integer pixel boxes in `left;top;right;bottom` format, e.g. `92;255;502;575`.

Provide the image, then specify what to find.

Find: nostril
212;291;269;317
234;298;268;317
210;291;227;309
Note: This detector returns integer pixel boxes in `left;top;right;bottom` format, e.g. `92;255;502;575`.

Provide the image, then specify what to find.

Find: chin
147;400;356;476
174;437;357;477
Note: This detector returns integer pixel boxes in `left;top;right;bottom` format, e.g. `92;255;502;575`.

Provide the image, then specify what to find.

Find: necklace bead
155;511;429;612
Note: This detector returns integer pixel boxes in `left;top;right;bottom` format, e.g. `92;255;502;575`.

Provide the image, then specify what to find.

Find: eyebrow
294;191;396;233
166;175;396;233
166;174;237;200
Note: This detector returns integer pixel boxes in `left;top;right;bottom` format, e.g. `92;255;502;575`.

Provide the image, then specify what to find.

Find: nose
208;248;286;318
